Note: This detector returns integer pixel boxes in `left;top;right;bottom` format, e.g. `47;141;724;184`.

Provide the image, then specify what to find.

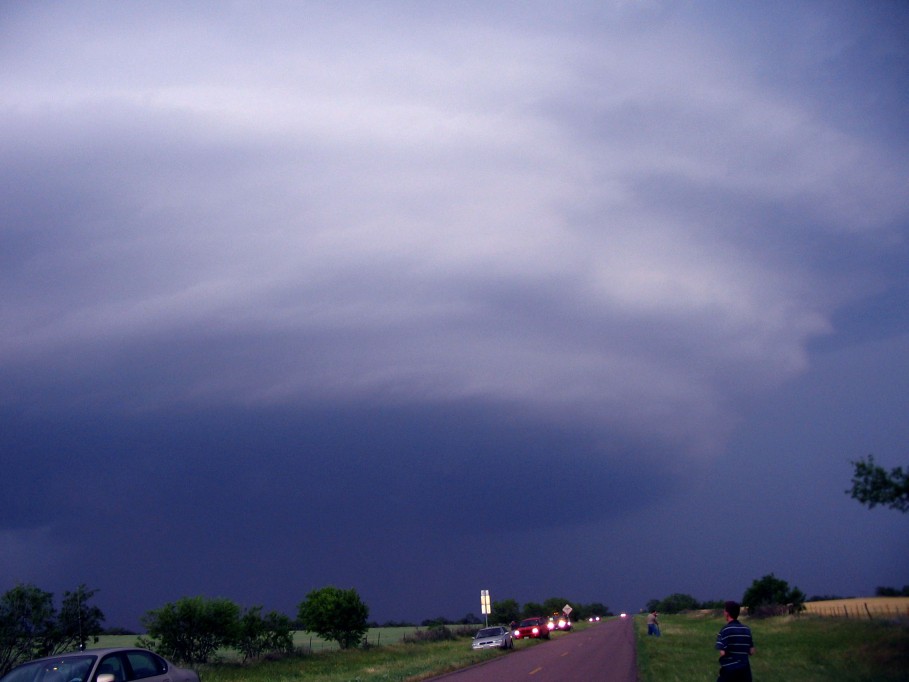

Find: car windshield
519;619;539;627
476;628;502;637
1;656;96;682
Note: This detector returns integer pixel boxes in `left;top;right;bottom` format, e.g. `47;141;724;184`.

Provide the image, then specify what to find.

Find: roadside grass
196;638;508;682
636;612;909;682
89;624;559;681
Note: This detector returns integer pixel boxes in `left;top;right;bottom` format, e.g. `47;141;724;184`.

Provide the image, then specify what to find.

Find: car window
1;656;95;682
96;654;127;682
123;652;166;680
476;628;501;637
126;650;167;680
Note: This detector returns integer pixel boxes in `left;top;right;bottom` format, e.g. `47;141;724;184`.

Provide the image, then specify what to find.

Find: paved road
428;618;637;682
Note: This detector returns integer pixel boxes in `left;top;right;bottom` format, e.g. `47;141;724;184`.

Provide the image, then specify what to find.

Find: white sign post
481;590;491;626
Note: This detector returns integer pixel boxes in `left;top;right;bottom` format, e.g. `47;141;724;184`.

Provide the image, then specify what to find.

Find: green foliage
0;584;56;675
577;602;612;619
139;596;241;664
521;602;545;618
541;597;571;618
876;585;909;597
56;585;105;654
742;574;806;616
0;583;105;676
235;607;294;662
646;593;714;614
848;455;909;512
490;599;520;625
297;586;369;650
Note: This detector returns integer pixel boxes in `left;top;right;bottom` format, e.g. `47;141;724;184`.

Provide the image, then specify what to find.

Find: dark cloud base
1;400;671;628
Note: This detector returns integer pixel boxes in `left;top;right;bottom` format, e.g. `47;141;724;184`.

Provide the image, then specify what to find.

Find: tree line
1;582;614;674
0;583;369;673
647;574;807;617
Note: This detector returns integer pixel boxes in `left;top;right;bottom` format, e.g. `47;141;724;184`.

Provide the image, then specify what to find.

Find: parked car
471;625;514;650
513;616;551;640
547;614;572;631
0;647;199;682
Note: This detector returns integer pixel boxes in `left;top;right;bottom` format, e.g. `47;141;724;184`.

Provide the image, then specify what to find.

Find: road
428;618;637;682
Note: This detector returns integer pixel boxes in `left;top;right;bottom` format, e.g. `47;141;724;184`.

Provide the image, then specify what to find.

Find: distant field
803;597;909;619
91;626;422;655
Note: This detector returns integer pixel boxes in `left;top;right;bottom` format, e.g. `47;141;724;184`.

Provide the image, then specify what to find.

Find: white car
0;648;199;682
471;625;514;650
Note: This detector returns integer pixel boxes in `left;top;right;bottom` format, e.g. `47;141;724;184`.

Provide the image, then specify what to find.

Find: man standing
646;610;660;636
715;601;755;681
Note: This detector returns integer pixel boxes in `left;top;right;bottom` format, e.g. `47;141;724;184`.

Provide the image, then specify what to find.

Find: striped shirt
716;619;754;671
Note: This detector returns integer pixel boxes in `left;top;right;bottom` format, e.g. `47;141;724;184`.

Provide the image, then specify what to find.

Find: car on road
0;647;199;682
548;614;572;632
513;616;551;640
471;625;514;650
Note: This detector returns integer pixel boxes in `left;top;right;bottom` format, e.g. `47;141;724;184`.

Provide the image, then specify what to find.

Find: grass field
86;611;909;681
636;611;909;682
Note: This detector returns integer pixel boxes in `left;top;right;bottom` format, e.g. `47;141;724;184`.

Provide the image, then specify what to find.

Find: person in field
715;600;755;681
646;610;660;636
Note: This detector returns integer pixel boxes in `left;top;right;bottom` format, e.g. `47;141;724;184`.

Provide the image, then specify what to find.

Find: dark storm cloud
2;1;908;626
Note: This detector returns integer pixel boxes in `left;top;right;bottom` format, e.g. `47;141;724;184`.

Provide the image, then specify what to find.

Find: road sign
481;590;491;615
563;604;573;615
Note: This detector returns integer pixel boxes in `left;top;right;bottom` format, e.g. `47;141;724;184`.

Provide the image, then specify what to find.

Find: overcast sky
2;1;908;630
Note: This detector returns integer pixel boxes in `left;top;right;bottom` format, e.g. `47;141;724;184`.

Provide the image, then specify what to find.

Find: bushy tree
848;455;909;512
647;593;702;614
139;596;240;664
0;583;105;676
542;597;571;618
235;606;294;662
876;586;909;597
0;584;56;675
742;574;805;616
55;585;105;653
490;599;520;626
521;602;545;618
297;587;369;649
570;602;607;620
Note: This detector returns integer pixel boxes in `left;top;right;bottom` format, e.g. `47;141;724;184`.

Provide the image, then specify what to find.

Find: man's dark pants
717;666;752;682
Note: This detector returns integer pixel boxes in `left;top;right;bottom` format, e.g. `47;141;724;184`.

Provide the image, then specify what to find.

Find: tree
521;602;545;618
648;593;702;614
297;587;369;649
55;585;105;654
490;599;520;626
0;583;105;676
235;606;294;662
139;596;240;664
0;584;56;675
542;597;571;618
848;455;909;512
876;586;909;597
583;602;611;618
742;574;805;616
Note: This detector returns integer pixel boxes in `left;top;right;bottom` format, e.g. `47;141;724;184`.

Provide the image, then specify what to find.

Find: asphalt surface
428;618;637;682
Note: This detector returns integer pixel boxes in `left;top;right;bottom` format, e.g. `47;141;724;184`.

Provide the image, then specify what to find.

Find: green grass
87;615;909;681
636;612;909;682
87;626;550;681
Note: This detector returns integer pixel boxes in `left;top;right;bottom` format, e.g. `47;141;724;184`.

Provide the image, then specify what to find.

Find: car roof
15;648;155;663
